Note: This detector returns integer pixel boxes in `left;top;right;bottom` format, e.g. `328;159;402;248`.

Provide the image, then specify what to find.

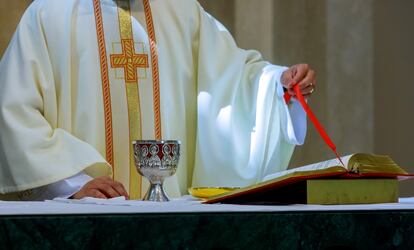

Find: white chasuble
0;0;306;199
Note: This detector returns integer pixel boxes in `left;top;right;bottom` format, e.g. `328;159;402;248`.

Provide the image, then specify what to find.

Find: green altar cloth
1;210;414;249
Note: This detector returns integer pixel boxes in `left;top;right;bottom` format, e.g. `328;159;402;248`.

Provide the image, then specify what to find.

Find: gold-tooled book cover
203;153;414;205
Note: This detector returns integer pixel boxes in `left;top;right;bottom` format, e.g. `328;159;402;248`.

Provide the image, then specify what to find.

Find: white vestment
0;0;306;200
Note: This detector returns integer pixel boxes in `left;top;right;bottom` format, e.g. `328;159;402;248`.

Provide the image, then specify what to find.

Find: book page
262;155;354;182
348;153;409;175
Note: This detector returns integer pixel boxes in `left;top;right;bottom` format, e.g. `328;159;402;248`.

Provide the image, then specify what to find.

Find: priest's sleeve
0;5;111;194
192;4;307;188
15;172;92;201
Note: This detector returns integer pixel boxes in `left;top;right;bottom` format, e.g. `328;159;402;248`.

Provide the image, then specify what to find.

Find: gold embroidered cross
110;39;149;82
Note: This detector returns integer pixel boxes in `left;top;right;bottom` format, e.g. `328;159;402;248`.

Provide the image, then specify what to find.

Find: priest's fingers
297;69;316;91
281;68;294;88
72;188;106;199
286;84;314;97
300;84;316;96
291;64;310;85
301;93;313;99
90;177;129;199
97;183;124;198
104;180;129;199
86;189;107;199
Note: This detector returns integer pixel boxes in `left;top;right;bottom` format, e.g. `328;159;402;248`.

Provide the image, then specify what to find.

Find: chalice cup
133;140;180;202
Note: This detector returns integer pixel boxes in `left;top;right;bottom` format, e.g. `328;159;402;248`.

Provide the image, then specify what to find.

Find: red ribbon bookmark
284;85;346;167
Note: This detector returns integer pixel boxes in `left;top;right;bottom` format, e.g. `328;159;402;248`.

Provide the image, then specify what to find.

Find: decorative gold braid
92;0;114;173
110;39;149;82
112;1;145;199
143;0;162;140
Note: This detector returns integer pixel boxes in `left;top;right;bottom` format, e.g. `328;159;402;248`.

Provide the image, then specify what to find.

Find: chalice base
143;183;170;202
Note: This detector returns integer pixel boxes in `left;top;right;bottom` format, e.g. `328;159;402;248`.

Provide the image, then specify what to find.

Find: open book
204;153;413;205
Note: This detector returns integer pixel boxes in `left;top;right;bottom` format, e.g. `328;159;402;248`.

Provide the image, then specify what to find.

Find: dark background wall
373;1;414;194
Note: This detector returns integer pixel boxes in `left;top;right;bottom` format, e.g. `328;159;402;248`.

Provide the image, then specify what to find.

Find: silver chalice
132;140;180;202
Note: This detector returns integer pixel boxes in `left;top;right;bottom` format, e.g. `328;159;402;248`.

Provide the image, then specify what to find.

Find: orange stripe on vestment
92;0;114;172
143;0;162;140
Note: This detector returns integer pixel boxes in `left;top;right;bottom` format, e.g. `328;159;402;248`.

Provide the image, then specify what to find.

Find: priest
0;0;316;200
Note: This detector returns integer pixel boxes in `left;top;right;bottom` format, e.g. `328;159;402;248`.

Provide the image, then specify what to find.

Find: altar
1;197;414;249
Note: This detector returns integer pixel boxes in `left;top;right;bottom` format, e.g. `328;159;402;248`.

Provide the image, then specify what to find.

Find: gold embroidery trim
92;0;114;172
143;0;162;140
111;1;148;199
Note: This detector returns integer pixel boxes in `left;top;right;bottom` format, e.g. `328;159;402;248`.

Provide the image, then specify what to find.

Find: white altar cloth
1;197;414;216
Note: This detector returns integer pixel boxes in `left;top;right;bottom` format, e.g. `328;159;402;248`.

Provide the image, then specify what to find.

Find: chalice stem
143;182;170;202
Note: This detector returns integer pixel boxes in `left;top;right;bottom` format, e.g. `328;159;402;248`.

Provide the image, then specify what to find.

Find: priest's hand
281;64;316;98
71;176;129;200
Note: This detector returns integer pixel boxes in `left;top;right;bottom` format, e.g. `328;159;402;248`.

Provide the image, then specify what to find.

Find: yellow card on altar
188;187;240;199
